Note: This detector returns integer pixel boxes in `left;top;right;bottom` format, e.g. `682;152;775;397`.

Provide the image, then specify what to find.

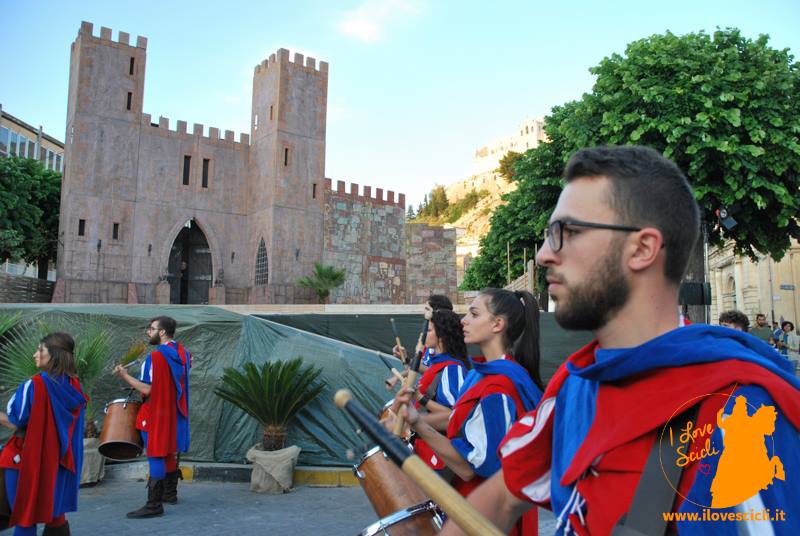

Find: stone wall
405;223;458;304
323;180;407;304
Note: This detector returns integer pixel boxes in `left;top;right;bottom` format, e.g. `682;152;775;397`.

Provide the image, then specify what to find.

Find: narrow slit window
129;57;135;75
284;148;289;167
254;114;259;131
126;92;132;110
113;223;119;240
270;105;274;120
182;155;191;185
78;219;86;236
312;183;317;199
202;158;210;188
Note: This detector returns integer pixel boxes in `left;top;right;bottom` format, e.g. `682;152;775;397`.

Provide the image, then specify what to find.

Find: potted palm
0;314;112;484
297;263;346;304
215;357;326;493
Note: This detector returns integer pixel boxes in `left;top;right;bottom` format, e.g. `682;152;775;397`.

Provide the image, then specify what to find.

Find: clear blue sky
2;0;799;207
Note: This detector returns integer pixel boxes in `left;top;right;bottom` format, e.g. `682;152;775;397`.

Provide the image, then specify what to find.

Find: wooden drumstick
335;390;503;536
393;313;431;436
390;368;405;382
389;318;408;364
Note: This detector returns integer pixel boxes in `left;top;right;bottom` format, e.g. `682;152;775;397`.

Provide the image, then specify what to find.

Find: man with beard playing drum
113;316;192;519
441;146;800;536
391;288;544;535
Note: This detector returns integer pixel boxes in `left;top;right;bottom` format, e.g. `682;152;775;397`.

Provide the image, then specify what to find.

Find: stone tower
57;23;150;302
247;50;328;303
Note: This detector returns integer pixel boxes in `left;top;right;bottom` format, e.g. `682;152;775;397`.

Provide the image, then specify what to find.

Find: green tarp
257;312;592;383
0;305;592;466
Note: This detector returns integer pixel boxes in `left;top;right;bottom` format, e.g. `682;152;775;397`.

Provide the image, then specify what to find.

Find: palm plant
215;357;326;451
296;263;346;303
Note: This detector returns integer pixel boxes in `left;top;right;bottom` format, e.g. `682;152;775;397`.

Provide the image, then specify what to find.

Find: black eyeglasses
544;219;642;253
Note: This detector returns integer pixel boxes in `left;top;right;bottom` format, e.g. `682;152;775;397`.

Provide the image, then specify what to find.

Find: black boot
42;520;71;535
126;478;164;518
163;470;181;504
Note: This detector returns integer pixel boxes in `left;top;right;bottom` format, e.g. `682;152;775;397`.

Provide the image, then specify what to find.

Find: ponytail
480;288;543;390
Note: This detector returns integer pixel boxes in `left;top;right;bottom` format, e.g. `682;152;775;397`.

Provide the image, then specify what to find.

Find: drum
98;399;142;460
379;400;412;442
359;501;442;536
354;445;441;536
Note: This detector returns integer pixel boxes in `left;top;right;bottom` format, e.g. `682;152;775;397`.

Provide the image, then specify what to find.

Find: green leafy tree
463;28;800;294
297;263;346;303
0;157;62;278
215;358;326;450
406;205;416;220
567;29;800;261
498;151;524;180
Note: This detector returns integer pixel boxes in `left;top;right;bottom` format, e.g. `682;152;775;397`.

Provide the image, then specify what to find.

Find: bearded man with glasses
441;146;800;536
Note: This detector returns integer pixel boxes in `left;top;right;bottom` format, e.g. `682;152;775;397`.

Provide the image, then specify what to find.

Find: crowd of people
718;310;800;373
1;145;798;535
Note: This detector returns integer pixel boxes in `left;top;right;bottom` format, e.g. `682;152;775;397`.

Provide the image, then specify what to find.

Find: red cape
137;349;180;457
2;375;84;527
501;341;800;535
447;372;538;536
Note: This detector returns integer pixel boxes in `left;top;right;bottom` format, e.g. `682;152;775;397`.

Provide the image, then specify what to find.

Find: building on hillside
472;117;546;174
708;240;800;328
0;106;62;281
55;22;456;305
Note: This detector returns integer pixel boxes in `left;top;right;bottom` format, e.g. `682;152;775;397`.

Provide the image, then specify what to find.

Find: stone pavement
71;479;557;535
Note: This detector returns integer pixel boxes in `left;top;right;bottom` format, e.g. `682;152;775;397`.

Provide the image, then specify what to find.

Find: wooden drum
354;445;442;536
98;399;143;460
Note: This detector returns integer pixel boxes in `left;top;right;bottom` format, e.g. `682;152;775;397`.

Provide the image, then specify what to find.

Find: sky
2;0;799;207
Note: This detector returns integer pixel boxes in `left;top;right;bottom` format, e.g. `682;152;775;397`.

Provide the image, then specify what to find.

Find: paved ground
71;480;557;535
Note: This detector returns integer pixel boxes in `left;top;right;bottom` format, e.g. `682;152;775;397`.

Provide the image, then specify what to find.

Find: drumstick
393;314;430;436
335;390;503;536
389;318;408;363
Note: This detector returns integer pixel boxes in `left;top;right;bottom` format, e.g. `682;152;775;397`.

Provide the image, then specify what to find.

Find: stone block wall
323;180;407;304
405;223;458;304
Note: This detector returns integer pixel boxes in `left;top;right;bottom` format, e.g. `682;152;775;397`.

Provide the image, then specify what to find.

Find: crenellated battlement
253;48;329;76
79;21;147;49
324;179;405;209
140;113;250;147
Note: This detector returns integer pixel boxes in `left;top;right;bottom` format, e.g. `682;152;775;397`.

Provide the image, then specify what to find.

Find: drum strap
612;404;698;536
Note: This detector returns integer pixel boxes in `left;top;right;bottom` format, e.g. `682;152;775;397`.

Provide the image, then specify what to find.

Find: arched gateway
167;220;212;304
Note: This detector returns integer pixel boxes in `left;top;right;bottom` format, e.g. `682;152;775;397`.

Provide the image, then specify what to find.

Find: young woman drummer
393;288;544;536
396;309;472;470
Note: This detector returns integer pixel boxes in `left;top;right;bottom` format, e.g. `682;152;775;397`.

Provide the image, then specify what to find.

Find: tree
570;29;800;262
462;28;800;295
498;151;524;180
0;156;62;278
406;205;416;220
297;263;346;303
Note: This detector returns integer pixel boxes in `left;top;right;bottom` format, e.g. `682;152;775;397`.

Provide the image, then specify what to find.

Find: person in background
749;313;773;344
718;310;750;332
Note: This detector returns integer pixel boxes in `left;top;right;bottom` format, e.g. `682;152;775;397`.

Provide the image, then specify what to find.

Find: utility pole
506;241;511;285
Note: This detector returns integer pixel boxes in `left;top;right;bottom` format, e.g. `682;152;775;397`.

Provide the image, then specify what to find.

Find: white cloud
337;0;423;43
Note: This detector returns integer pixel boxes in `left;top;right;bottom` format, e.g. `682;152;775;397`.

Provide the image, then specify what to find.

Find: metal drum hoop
358;501;443;536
